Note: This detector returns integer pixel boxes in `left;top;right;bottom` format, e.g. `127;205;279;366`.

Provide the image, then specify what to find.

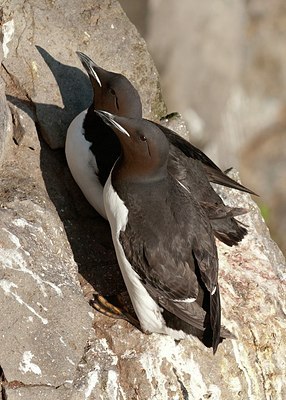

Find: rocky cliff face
0;1;285;399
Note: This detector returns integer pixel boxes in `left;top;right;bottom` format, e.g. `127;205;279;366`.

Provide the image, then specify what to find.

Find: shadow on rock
8;47;126;297
39;137;126;297
35;45;92;120
8;46;92;149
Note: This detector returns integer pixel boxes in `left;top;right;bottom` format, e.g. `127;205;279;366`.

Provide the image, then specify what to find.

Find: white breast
103;172;187;339
65;110;106;218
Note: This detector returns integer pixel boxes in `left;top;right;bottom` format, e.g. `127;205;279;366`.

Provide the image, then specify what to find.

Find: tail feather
210;286;221;353
200;202;248;220
160;272;223;353
212;218;248;246
204;164;257;195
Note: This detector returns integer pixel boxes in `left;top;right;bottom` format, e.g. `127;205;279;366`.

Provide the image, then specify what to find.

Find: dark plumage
73;52;252;246
99;110;233;353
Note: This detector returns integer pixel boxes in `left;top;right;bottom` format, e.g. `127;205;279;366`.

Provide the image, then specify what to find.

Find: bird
65;52;142;218
65;52;252;246
97;110;232;353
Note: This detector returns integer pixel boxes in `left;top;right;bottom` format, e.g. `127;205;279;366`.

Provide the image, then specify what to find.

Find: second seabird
98;110;232;353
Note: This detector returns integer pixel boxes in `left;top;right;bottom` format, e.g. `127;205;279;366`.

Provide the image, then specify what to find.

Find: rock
0;201;93;386
1;0;166;150
0;101;93;393
0;1;285;399
159;112;191;142
5;386;76;400
64;181;286;400
0;70;12;166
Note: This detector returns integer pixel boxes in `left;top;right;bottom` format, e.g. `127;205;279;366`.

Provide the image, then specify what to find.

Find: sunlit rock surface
0;1;285;399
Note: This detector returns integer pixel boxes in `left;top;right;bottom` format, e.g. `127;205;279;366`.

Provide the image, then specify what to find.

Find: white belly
65;110;106;219
103;172;187;339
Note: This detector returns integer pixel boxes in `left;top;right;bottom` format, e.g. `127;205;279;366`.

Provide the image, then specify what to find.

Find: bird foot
78;273;140;329
90;293;141;330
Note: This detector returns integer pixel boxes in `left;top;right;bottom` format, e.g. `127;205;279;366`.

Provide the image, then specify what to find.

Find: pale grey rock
5;385;81;400
0;90;93;395
0;18;14;165
66;177;285;400
0;201;92;386
159;112;192;143
2;0;166;150
0;1;285;400
0;76;12;166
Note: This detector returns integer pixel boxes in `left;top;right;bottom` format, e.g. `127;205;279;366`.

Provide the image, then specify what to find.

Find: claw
78;273;140;329
90;293;141;330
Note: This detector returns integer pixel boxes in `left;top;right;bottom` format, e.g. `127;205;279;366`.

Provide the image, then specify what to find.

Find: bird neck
83;107;121;185
112;155;168;186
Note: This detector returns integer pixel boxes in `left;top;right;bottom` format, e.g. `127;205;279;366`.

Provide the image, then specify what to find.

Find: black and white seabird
65;52;142;218
65;52;252;245
97;110;232;353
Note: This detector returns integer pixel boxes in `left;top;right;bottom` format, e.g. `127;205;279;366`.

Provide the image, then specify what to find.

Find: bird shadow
7;45;93;148
39;137;126;297
8;46;125;297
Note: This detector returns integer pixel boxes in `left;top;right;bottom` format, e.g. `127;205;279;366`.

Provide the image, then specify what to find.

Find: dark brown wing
155;122;257;195
168;145;249;246
118;177;220;347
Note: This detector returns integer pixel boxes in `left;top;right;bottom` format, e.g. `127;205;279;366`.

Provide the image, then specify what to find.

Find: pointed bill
95;110;130;137
76;51;102;87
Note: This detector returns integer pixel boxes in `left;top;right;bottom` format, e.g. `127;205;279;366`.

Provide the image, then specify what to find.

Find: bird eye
140;134;147;141
109;88;119;110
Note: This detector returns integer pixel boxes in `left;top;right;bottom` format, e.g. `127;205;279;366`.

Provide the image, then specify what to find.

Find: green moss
260;203;270;222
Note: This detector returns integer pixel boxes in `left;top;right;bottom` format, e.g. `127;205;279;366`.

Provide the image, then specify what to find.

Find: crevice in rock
9;104;26;145
4;381;61;390
2;62;39;147
2;379;68;394
249;327;268;397
173;368;189;400
0;366;7;400
0;366;69;395
1;63;37;119
1;64;32;104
